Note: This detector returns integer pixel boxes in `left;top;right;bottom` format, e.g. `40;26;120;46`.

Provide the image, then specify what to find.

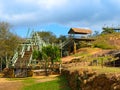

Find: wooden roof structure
68;28;92;34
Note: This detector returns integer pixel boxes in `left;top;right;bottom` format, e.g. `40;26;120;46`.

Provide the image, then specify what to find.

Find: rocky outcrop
61;68;120;90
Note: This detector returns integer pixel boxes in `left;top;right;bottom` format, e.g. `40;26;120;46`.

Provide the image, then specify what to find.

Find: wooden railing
11;51;18;66
60;38;73;48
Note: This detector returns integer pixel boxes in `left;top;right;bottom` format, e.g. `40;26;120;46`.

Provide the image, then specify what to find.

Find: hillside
93;33;120;49
61;47;113;63
62;32;120;63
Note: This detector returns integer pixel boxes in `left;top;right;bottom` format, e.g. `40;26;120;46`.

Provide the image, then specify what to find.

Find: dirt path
0;75;59;90
0;78;22;90
61;56;74;63
0;82;22;90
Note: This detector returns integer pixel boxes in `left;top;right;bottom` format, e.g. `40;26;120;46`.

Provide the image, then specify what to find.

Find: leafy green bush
32;50;42;60
42;45;61;64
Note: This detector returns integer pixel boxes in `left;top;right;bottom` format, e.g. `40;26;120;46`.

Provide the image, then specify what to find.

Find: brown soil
61;48;111;62
0;78;22;90
61;56;74;63
0;75;59;90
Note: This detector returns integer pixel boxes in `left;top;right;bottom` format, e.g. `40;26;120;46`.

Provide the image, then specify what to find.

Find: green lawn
22;76;71;90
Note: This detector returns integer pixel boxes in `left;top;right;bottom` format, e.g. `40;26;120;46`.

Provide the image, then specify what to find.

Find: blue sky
1;0;120;37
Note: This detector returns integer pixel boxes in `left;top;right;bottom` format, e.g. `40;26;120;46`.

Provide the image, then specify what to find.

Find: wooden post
61;48;62;57
44;57;48;76
68;46;70;55
101;57;104;68
74;41;76;54
60;40;62;58
0;57;2;72
113;59;115;67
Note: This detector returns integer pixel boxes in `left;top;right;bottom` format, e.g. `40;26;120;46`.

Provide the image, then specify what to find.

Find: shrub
3;68;14;78
27;69;33;77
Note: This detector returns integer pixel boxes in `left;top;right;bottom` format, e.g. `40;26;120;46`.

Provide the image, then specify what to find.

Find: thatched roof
68;28;92;34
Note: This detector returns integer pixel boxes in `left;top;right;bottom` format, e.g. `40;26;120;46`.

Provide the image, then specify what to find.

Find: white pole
6;52;8;68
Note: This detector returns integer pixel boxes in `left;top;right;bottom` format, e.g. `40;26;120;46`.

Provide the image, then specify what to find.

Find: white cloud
7;13;36;23
15;0;67;10
37;0;67;9
0;0;120;29
0;1;5;18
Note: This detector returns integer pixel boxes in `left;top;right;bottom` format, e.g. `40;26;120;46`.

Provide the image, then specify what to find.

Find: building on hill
68;28;92;34
68;28;92;38
61;28;95;56
68;28;94;41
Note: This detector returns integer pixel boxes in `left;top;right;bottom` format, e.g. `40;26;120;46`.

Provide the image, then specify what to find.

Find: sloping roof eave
68;28;92;34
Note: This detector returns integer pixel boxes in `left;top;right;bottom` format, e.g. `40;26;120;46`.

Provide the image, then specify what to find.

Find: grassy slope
93;33;120;49
66;47;120;74
67;66;120;74
22;76;71;90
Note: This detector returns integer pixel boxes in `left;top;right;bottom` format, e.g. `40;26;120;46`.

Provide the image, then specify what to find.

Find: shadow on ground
57;75;71;90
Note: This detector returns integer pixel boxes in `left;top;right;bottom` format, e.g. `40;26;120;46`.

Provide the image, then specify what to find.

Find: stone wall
61;68;120;90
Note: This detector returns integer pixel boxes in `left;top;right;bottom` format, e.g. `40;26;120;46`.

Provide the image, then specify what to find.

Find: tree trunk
45;59;48;76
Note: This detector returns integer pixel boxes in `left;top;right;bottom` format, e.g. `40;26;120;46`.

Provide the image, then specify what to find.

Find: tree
57;35;68;43
42;45;61;75
0;22;21;68
102;28;115;34
42;45;60;64
32;50;42;60
37;31;57;44
32;45;60;75
93;31;100;36
31;45;61;75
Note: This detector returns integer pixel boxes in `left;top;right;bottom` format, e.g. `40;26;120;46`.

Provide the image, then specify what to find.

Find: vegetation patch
67;66;120;74
62;67;120;90
93;33;120;49
22;76;71;90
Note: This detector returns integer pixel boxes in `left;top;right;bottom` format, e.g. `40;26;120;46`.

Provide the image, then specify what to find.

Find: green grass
22;78;36;86
22;76;71;90
7;76;71;90
90;66;120;74
23;80;59;90
68;66;120;74
7;77;36;83
93;33;120;49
